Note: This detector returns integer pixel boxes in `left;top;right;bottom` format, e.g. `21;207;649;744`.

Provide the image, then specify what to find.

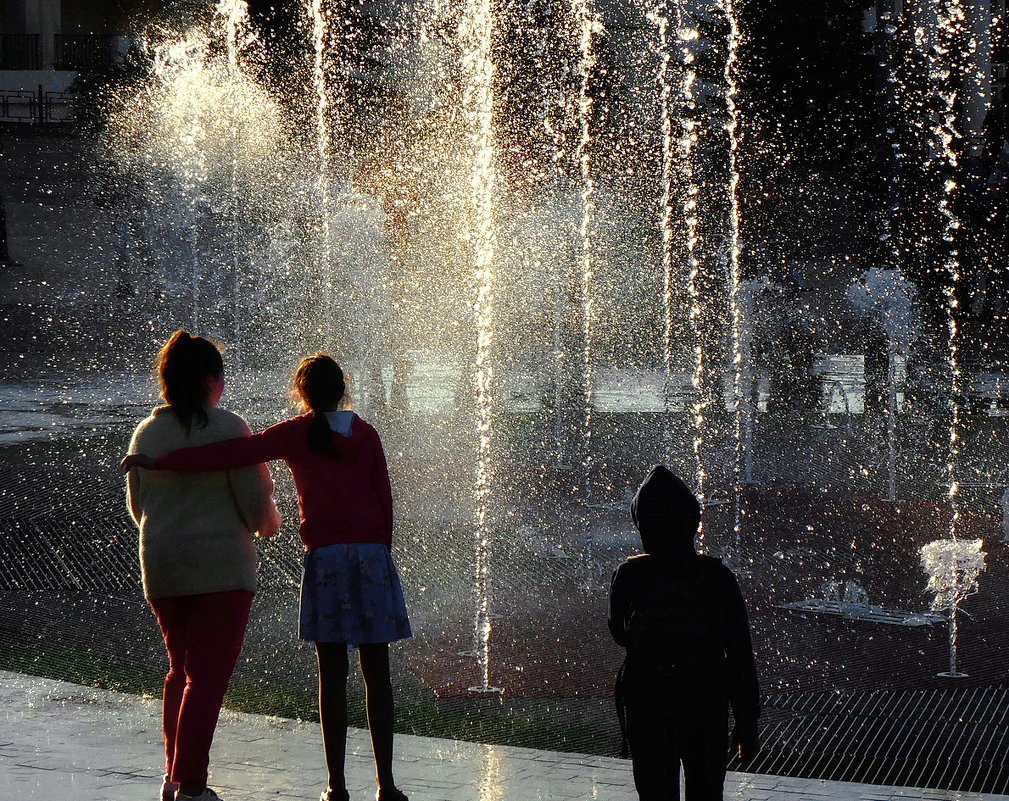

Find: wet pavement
1;670;1004;801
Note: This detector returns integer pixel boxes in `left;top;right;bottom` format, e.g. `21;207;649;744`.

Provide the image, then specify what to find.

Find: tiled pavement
0;670;1004;801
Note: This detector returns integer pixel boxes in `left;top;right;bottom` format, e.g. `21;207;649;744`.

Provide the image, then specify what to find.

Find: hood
630;465;700;555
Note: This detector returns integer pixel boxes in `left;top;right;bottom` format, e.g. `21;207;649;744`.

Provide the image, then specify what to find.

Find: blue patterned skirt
300;543;412;646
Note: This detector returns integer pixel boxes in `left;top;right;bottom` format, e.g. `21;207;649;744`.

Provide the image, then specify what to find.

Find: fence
0;85;75;125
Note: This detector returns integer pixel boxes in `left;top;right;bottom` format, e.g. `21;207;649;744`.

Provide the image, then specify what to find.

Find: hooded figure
630;464;702;556
609;466;759;801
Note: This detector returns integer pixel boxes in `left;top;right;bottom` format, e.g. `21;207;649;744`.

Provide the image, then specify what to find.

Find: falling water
738;281;758;486
309;0;336;348
646;0;706;507
677;16;707;505
875;0;907;506
219;0;253;358
551;282;567;467
886;339;899;501
530;2;570;469
187;201;202;331
646;0;677;465
572;0;602;504
148;39;212;331
176;60;208;333
460;0;501;694
931;0;966;540
722;0;746;546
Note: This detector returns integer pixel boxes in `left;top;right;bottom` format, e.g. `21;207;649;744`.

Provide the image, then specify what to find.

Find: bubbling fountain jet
106;7;304;353
722;0;747;552
572;0;603;506
920;538;986;678
309;0;337;349
930;0;967;540
219;0;256;362
460;0;502;695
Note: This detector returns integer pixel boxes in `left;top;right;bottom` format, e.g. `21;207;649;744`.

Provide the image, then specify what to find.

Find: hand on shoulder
121;453;157;472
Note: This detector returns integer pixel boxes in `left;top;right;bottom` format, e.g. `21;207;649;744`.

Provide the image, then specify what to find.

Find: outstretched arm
227;419;282;538
121;420;293;473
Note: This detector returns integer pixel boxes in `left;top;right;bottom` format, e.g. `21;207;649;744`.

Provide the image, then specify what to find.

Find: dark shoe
377;789;408;801
176;790;222;801
321;790;349;801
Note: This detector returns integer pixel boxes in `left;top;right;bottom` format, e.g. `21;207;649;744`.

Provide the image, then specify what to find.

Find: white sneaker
175;789;222;801
161;775;179;801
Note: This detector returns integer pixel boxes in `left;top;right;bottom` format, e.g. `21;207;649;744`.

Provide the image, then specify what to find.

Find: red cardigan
156;414;393;552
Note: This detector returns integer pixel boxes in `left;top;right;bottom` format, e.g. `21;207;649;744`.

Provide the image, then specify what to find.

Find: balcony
53;34;114;71
0;34;41;70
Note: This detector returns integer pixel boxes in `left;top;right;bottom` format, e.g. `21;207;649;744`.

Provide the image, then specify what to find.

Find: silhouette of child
609;465;759;801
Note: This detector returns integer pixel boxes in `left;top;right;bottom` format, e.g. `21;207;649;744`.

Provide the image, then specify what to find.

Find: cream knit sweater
127;405;281;599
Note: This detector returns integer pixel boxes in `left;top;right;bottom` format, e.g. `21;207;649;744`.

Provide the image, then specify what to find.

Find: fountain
460;0;501;695
2;0;1009;793
920;538;987;678
847;267;921;501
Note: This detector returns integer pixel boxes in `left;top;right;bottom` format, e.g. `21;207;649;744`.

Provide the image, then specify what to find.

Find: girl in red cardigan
123;355;411;801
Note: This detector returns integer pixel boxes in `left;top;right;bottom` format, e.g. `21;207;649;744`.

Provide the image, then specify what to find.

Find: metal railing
0;85;75;125
0;33;41;70
53;34;114;71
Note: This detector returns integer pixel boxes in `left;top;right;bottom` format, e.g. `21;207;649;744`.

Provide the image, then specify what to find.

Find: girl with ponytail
123;353;411;801
125;330;280;801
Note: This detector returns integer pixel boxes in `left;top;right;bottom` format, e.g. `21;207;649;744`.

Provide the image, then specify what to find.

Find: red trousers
149;589;253;787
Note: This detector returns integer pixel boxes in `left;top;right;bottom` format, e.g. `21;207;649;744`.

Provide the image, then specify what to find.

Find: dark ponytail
155;330;224;434
294;354;347;459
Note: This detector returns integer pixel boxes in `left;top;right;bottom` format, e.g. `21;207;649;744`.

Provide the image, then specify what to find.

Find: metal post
938;604;968;677
0;183;21;267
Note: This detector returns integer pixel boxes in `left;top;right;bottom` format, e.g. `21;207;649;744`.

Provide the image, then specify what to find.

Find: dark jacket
609;466;760;726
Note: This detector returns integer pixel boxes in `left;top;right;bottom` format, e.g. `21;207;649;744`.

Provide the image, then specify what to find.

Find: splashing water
677;15;707;507
572;0;602;505
722;0;746;548
219;0;256;360
460;0;501;694
646;0;678;466
931;0;966;540
309;0;337;349
920;538;986;677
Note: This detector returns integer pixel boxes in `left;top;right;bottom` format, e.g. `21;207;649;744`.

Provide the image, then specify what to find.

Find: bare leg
358;643;401;796
315;642;350;796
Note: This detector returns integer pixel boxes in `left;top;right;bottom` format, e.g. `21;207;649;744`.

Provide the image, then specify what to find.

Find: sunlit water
2;0;1008;789
460;0;499;693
